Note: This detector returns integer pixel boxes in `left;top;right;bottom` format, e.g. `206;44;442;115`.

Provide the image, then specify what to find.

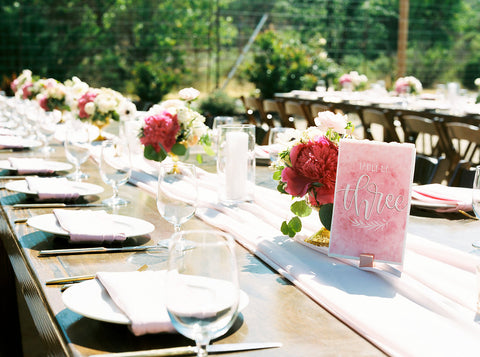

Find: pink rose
281;136;338;206
38;95;48;111
22;82;33;99
339;74;352;85
78;91;98;119
11;78;19;92
140;111;180;153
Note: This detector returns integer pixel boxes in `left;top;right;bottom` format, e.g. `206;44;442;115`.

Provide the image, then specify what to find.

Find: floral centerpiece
339;71;368;91
395;76;422;95
139;87;213;162
77;87;135;140
64;76;89;117
11;69;33;96
35;78;70;112
272;111;353;245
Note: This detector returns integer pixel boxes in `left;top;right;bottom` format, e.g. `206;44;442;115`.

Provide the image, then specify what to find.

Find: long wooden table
0;142;387;356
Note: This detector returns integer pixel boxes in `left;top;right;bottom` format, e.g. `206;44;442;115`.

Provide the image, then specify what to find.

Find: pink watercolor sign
328;140;416;265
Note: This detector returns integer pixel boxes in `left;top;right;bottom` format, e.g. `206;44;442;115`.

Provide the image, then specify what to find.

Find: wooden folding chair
281;100;314;128
359;108;401;142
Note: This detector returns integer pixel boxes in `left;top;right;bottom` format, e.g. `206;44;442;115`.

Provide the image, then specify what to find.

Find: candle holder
216;124;255;205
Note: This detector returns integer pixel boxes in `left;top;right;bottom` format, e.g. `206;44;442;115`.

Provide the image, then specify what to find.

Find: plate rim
27;213;155;238
0;159;73;172
4;179;104;196
62;278;249;325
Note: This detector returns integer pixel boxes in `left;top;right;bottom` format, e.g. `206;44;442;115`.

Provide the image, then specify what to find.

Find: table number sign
328;140;415;265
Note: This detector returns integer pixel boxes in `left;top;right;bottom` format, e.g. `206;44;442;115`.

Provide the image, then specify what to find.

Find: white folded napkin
53;209;127;243
8;158;55;175
25;177;80;200
412;184;473;212
96;270;175;336
0;136;24;149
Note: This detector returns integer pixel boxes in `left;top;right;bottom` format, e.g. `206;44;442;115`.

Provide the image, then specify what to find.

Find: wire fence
1;1;478;98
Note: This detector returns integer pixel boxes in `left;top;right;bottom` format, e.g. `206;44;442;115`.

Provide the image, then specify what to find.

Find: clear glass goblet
64;121;92;181
267;126;296;164
38;110;61;156
166;229;240;357
99;138;132;206
156;162;197;247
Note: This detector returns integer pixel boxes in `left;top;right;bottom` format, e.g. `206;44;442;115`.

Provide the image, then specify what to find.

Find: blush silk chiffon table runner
120;155;480;357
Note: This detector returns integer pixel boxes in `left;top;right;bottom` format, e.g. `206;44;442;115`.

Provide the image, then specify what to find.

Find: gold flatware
14;217;29;223
13;203;105;209
38;245;165;257
46;264;148;286
89;342;282;357
458;210;479;220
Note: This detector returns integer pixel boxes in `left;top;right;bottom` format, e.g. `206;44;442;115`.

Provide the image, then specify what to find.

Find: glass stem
174;224;181;233
112;184;119;199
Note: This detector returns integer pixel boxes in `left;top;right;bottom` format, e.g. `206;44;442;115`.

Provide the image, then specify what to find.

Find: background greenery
1;0;480;108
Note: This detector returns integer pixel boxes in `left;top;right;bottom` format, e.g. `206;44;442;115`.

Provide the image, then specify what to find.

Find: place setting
0;157;72;175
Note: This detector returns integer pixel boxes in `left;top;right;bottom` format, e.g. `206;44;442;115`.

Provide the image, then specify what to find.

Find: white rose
179;87;200;101
475;78;480;87
314;111;348;135
158;99;185;115
84;102;95;115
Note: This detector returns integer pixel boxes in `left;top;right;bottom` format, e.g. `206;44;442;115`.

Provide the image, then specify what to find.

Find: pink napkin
53;209;126;243
25;177;80;200
96;270;175;336
8;158;55;175
412;184;473;212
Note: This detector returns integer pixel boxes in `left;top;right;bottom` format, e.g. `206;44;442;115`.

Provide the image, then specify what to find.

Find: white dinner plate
410;200;457;210
0;159;73;172
5;180;104;197
62;278;249;325
27;213;155;238
0;137;42;149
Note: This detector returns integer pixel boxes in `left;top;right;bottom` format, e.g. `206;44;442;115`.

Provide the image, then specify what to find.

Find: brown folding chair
240;96;263;126
281;100;314;128
310;103;331;121
262;99;289;128
443;121;480;169
359;108;401;142
399;115;448;157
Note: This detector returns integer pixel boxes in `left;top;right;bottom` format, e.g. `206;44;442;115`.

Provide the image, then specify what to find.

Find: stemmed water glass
64;121;92;181
156;162;197;247
99;138;132;206
38;110;62;156
166;229;240;357
472;166;480;248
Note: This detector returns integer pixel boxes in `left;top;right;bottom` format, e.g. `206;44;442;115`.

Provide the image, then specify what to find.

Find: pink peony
339;74;352;85
78;91;98;119
140;111;180;153
11;78;19;92
281;136;338;206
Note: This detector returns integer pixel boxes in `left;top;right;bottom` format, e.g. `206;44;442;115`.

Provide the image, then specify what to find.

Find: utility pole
397;0;409;79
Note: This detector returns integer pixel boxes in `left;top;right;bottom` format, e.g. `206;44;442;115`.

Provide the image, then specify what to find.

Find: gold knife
47;264;148;285
13;203;105;209
38;245;164;257
89;342;282;357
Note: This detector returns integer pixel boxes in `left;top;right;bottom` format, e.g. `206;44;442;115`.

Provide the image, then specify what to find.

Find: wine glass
156;162;197;247
38;110;61;156
99;138;132;206
267;127;296;164
166;229;240;357
64;121;92;181
472;166;480;248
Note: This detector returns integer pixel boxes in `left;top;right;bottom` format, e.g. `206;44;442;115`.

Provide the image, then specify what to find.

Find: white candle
225;131;248;200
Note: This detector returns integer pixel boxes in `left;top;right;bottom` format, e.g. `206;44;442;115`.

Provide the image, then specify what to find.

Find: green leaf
288;216;302;232
290;200;312;217
281;220;291;236
272;170;282;181
196;153;203;164
171;143;187;156
144;145;166;162
277;182;286;194
319;203;334;231
202;144;215;156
